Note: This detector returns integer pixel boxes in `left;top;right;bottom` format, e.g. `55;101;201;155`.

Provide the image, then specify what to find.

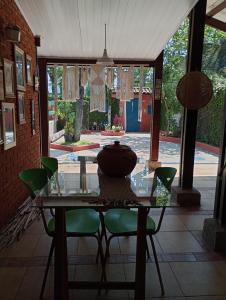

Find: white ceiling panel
16;0;199;60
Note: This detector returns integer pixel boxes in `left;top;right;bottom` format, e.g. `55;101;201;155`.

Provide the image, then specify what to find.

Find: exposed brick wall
0;0;40;228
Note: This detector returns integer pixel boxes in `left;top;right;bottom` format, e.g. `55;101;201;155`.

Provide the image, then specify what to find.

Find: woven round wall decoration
176;71;213;110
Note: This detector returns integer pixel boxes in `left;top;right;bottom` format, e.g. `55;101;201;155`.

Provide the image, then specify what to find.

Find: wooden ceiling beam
207;0;226;17
38;57;155;67
205;16;226;32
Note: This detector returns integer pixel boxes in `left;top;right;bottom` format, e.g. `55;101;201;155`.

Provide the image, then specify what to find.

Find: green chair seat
104;208;156;234
48;209;100;235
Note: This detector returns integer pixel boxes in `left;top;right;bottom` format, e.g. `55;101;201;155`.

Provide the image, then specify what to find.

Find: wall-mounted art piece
2;102;16;150
31;99;35;135
3;59;15;98
17;91;26;124
26;54;32;85
14;45;26;91
0;69;4;100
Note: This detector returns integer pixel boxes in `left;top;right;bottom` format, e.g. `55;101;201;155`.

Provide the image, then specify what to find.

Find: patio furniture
33;160;177;300
18;168;105;299
41;156;58;179
104;167;177;295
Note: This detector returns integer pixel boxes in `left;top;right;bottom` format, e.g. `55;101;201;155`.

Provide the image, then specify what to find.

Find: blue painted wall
126;98;140;132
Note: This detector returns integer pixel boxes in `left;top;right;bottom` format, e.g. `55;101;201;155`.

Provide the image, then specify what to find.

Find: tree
161;20;226;144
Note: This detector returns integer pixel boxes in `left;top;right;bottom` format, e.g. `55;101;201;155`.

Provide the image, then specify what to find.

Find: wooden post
149;52;163;169
135;207;147;300
38;58;49;157
54;208;69;300
172;0;207;206
53;65;58;133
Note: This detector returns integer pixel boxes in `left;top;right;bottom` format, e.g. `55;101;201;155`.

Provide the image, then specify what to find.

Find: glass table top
34;160;178;209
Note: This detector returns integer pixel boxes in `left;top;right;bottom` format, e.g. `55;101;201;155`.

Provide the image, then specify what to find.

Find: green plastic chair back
41;157;58;179
18;168;48;199
151;167;177;196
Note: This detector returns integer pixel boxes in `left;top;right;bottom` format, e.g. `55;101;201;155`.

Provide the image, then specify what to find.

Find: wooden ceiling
15;0;226;60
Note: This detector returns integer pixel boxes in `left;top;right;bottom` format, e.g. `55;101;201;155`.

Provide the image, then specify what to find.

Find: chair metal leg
97;237;106;282
96;230;101;264
40;239;55;299
149;235;165;295
105;235;113;258
146;237;150;259
99;212;108;245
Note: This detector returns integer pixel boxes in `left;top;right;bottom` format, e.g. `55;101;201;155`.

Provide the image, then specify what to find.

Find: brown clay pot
97;141;137;177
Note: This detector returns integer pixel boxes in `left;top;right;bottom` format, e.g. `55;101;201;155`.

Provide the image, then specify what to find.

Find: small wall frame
14;45;26;91
2;102;16;150
3;59;15;98
26;54;33;85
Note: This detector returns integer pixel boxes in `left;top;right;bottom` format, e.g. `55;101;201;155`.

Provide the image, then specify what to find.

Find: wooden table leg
135;207;147;300
54;208;69;300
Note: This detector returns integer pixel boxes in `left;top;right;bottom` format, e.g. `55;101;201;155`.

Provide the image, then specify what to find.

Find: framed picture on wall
3;59;15;98
26;54;32;85
17;92;26;124
0;69;4;100
31;99;36;135
2;102;16;150
14;45;26;91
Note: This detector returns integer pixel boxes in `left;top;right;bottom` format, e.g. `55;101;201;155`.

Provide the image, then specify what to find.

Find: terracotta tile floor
1;188;226;299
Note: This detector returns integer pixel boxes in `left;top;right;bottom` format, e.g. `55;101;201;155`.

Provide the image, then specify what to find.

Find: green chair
104;167;177;295
41;156;58;179
19;168;105;299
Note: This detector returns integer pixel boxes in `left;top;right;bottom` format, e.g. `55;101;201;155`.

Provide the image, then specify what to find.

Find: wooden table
35;159;176;300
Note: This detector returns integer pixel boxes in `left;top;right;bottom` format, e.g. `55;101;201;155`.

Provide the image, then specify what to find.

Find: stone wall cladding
0;0;40;228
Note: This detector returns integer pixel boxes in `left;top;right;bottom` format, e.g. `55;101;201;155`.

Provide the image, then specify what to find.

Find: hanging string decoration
90;65;106;112
106;67;113;89
62;65;79;101
81;66;89;87
120;66;134;101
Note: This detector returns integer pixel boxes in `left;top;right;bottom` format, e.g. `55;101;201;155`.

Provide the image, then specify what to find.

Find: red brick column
149;52;163;167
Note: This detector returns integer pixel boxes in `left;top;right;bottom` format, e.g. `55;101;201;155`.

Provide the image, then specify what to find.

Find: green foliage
61;139;92;146
57;101;76;138
197;26;226;146
161;19;188;135
161;19;226;146
89;111;107;129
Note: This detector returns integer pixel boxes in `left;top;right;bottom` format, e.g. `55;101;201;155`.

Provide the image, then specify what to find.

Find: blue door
126;98;140;132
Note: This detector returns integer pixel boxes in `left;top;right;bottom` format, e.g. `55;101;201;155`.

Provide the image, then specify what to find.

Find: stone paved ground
51;132;219;191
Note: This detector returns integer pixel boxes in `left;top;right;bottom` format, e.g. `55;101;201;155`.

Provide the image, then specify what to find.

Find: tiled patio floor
1;187;226;300
1;133;221;299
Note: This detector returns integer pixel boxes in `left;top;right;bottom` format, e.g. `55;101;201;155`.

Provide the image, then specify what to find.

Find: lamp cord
105;23;106;49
